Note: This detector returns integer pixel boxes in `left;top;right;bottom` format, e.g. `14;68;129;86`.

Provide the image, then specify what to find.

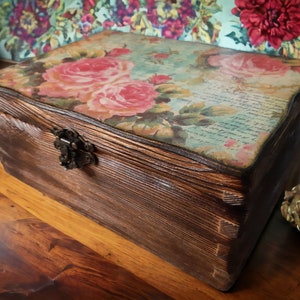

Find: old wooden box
0;31;299;290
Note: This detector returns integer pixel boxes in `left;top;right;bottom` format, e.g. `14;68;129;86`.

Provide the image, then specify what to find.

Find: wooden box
0;31;299;291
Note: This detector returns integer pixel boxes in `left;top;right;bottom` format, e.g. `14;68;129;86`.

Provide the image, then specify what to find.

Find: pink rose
207;53;290;78
74;80;158;120
38;57;134;101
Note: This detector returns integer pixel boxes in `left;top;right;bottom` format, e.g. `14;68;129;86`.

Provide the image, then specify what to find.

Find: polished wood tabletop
0;164;299;300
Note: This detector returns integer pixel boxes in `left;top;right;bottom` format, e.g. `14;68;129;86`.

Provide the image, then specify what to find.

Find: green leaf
146;103;171;114
174;113;207;126
239;27;250;46
171;126;188;145
225;31;241;45
201;105;237;116
43;98;81;110
179;102;206;114
197;118;215;126
155;126;188;146
105;115;137;127
155;95;171;103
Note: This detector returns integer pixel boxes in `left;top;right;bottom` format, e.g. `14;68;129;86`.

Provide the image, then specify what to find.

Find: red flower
232;0;300;49
224;139;238;148
162;18;184;39
149;74;172;85
153;53;170;59
9;1;50;46
42;44;51;53
103;20;115;28
83;0;96;13
107;48;131;57
81;14;94;23
146;0;159;26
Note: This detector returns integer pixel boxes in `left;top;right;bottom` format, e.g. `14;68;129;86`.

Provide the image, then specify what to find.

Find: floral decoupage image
1;29;299;169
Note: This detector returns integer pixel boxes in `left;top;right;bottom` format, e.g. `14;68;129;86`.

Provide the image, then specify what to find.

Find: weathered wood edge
0;86;243;177
1;86;299;179
0;89;245;198
246;91;300;191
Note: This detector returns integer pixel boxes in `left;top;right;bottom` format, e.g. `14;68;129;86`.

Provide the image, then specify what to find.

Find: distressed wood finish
0;89;244;290
0;87;299;290
1;165;300;299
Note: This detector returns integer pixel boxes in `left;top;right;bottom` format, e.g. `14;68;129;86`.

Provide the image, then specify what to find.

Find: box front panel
0;90;248;290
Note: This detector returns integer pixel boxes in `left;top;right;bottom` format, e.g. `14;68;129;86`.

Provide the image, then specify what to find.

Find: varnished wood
0;193;170;300
0;163;219;300
1;164;300;299
0;89;248;290
1;88;299;290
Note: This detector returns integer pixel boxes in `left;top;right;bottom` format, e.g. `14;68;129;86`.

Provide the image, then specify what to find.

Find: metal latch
52;128;97;170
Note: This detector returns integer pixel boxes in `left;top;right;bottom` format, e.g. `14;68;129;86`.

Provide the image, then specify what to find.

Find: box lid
0;30;299;170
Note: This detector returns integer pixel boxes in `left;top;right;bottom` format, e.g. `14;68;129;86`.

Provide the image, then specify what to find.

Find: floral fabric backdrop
0;0;299;61
0;30;299;169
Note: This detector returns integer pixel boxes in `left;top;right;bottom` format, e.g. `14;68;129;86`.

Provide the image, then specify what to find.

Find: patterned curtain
0;0;299;61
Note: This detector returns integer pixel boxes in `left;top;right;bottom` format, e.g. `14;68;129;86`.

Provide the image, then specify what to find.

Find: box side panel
227;93;300;284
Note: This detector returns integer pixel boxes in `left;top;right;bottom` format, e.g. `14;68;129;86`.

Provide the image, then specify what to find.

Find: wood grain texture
0;88;299;290
0;193;171;300
1;164;300;300
0;90;246;290
0;163;220;300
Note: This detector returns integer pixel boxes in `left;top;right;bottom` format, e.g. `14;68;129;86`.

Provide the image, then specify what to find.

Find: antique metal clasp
281;185;300;231
52;128;97;170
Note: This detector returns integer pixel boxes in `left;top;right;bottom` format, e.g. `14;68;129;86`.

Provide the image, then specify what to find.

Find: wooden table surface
0;163;300;300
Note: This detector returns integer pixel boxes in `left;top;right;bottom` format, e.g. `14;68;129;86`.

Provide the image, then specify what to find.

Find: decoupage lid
0;30;299;170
